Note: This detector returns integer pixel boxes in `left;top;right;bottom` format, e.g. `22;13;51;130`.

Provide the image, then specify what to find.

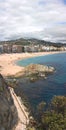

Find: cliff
0;74;18;130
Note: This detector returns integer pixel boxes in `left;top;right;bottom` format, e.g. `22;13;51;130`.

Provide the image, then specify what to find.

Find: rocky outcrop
15;64;55;82
16;64;54;82
25;64;55;74
0;74;18;130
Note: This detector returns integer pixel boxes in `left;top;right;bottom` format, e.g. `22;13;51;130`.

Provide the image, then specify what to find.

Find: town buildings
0;43;66;53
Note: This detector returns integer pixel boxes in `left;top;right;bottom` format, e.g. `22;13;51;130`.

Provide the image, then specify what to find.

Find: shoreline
0;51;66;77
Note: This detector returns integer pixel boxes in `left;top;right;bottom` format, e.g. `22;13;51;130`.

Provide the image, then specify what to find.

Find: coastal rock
15;64;55;82
25;64;55;73
24;64;55;81
0;74;18;130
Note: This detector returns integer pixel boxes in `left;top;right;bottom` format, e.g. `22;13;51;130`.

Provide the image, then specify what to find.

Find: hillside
0;38;66;47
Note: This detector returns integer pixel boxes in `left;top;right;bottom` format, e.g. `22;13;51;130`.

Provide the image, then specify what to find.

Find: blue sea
17;53;66;109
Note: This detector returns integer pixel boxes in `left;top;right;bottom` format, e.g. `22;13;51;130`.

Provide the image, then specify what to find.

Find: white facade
0;45;3;53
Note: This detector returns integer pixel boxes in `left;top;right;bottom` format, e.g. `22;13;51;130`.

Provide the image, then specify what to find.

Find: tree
27;96;66;130
37;101;46;112
51;96;66;114
36;96;66;130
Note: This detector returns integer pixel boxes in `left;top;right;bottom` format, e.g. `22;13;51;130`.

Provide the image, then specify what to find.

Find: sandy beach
0;51;66;77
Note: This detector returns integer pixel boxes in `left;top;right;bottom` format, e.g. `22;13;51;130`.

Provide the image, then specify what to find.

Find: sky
0;0;66;43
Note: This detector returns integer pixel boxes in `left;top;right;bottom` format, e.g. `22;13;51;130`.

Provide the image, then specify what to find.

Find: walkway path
9;87;29;130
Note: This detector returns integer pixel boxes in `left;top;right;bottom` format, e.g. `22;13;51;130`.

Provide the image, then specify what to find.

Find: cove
17;53;66;109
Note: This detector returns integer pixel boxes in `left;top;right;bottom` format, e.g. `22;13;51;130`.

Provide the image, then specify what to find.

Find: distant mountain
0;37;66;47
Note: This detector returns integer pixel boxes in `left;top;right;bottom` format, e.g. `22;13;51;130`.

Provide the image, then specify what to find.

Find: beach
0;51;66;77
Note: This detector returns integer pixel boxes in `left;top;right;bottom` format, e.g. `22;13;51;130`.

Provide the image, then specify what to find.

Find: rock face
0;74;18;130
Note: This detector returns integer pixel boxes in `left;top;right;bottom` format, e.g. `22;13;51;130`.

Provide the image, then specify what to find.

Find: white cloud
0;0;66;42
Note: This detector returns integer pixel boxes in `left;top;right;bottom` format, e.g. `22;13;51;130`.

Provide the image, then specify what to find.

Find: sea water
17;53;66;109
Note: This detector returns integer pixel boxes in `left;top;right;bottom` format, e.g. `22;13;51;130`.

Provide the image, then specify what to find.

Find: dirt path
9;87;29;130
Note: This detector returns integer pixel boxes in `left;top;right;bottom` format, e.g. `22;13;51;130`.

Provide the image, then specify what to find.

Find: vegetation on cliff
27;96;66;130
